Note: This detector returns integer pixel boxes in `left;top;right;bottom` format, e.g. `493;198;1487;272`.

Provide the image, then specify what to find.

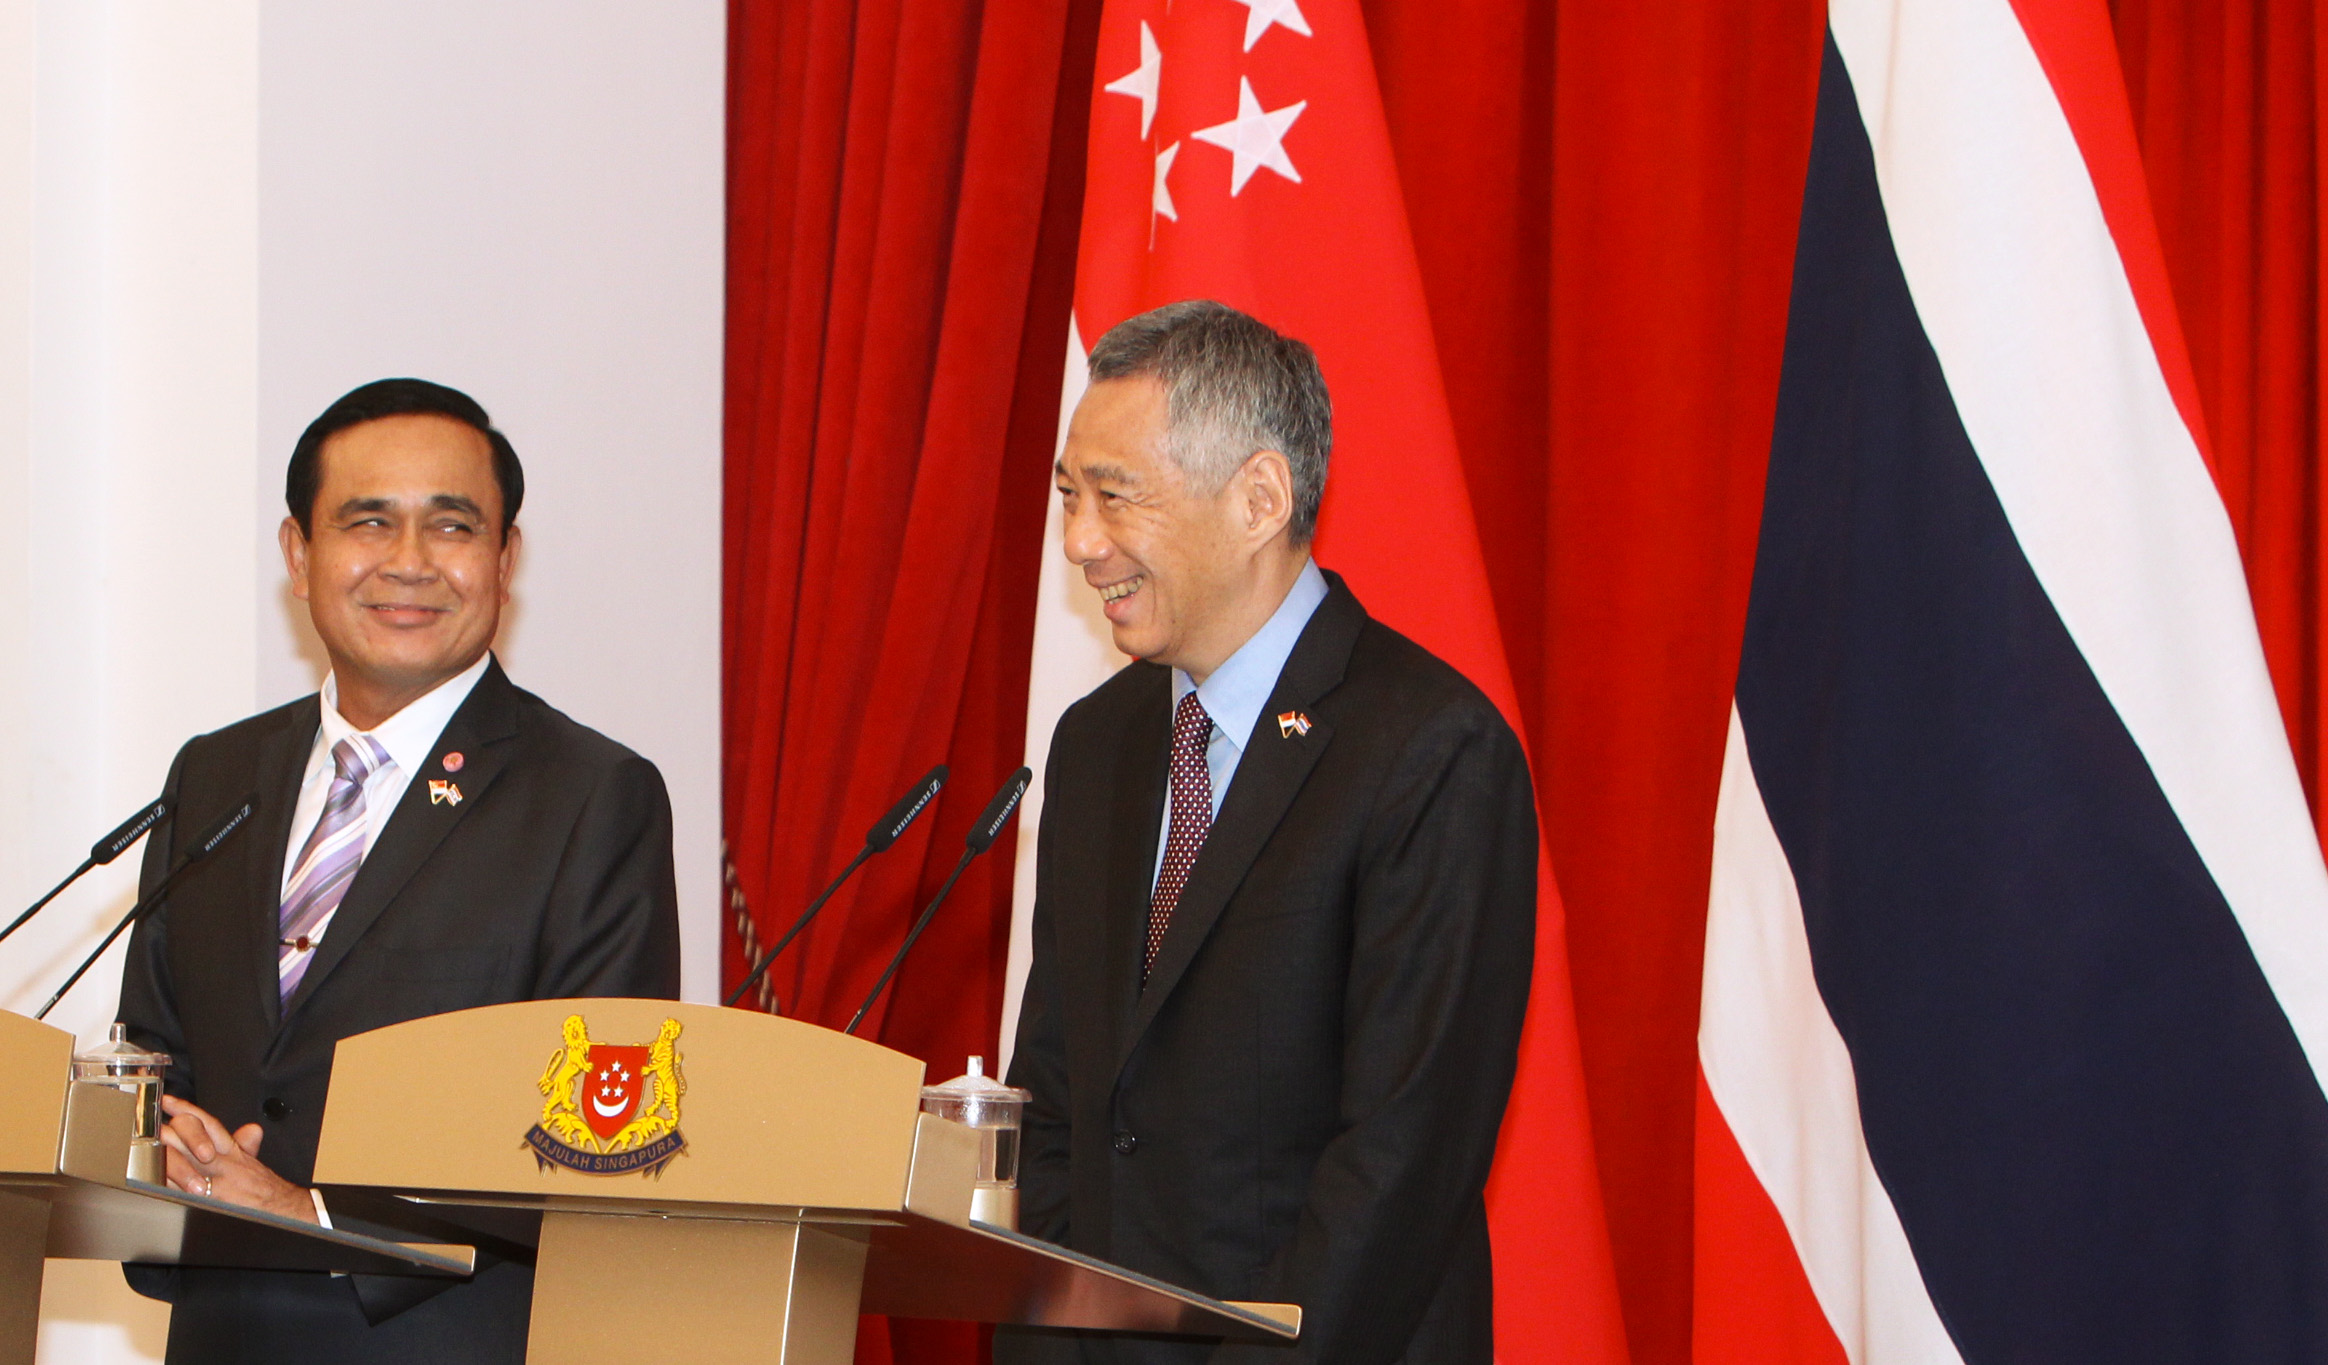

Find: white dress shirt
1153;559;1329;889
276;651;492;981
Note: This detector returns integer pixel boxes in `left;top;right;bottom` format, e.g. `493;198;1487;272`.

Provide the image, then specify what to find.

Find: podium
314;999;1299;1364
0;1010;474;1365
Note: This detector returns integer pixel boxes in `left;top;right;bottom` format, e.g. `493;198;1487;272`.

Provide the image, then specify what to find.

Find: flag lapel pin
1276;710;1312;739
428;779;463;807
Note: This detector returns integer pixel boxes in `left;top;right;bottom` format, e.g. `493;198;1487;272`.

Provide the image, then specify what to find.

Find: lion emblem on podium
525;1014;688;1176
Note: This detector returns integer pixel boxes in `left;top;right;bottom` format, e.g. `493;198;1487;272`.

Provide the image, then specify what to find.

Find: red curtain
2111;0;2328;841
1365;5;1827;1360
726;3;2328;1363
723;1;1100;1359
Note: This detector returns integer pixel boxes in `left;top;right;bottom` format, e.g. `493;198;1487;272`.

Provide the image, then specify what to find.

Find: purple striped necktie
278;734;390;1001
1147;692;1214;980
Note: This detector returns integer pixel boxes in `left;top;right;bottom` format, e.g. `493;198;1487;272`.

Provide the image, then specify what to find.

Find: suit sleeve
358;749;676;1324
119;740;195;1099
1005;717;1078;1247
352;750;677;1330
1219;699;1538;1365
529;754;682;1000
117;741;194;1306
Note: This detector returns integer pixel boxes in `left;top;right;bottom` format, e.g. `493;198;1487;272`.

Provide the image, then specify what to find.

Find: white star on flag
1153;140;1181;223
1230;0;1312;51
1103;20;1162;139
1191;77;1305;195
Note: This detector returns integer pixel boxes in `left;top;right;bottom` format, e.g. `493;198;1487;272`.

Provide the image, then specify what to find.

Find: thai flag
1696;2;2328;1361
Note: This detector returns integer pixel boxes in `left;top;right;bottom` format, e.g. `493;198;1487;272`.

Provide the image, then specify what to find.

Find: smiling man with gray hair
1001;300;1537;1363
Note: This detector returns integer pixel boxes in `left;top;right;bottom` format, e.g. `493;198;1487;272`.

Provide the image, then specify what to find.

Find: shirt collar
317;651;494;777
1173;559;1329;751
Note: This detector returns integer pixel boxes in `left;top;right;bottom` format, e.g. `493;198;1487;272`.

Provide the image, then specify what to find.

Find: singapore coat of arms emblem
525;1014;688;1176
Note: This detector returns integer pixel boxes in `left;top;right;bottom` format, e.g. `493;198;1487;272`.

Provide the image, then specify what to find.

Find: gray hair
1086;300;1332;544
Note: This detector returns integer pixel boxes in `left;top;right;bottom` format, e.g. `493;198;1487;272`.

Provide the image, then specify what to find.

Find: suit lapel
247;699;322;1030
1118;577;1366;1072
278;663;522;1028
1100;667;1172;1060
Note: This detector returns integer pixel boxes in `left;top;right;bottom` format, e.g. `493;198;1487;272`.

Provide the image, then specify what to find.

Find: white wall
254;0;727;1004
0;4;725;1359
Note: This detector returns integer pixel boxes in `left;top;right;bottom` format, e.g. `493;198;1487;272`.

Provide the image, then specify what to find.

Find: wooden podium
0;1010;474;1365
314;999;1299;1364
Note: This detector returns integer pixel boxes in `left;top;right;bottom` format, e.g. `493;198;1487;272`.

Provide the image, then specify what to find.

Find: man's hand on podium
158;1094;319;1224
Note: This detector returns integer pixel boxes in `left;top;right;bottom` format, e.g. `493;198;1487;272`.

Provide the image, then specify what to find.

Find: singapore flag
1003;2;1629;1360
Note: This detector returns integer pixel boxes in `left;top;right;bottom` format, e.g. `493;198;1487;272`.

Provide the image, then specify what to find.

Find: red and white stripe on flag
1697;0;2328;1360
1003;2;1630;1361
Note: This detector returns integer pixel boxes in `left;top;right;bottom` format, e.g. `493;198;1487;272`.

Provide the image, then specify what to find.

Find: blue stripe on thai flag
1701;3;2328;1361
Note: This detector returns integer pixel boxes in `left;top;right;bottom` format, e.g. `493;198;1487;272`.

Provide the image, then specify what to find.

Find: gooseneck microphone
724;765;948;1009
845;766;1031;1036
0;799;170;950
37;796;257;1021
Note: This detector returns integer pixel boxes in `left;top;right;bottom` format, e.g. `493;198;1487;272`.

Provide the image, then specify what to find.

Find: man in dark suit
117;378;681;1363
1001;302;1537;1364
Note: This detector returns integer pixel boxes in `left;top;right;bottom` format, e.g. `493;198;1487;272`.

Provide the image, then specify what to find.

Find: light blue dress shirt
1153;559;1330;890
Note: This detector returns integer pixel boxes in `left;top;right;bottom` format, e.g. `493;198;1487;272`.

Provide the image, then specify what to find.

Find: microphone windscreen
866;765;947;852
91;800;169;865
964;767;1033;855
190;797;258;860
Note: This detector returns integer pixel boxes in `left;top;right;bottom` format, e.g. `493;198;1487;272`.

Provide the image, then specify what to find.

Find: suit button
1112;1130;1138;1155
262;1097;291;1120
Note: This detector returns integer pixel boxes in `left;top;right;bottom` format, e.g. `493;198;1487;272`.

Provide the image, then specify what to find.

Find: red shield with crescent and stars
582;1045;650;1142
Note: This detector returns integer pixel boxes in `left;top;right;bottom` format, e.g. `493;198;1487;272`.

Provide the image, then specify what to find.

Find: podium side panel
0;1191;47;1365
529;1211;867;1365
0;1013;69;1176
316;999;925;1211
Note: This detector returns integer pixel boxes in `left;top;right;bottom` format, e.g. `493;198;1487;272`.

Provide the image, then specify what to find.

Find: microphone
723;765;948;1009
36;796;257;1021
0;799;170;950
846;767;1031;1035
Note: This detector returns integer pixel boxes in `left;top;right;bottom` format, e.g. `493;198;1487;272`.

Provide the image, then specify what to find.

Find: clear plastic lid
920;1056;1028;1129
72;1023;170;1080
921;1056;1027;1102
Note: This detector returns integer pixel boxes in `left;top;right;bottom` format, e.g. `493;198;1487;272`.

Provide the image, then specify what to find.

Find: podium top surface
864;1217;1302;1341
0;1011;476;1278
315;999;928;1213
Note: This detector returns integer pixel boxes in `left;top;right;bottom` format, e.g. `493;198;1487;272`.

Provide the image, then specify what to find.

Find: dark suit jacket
998;574;1537;1365
117;658;681;1365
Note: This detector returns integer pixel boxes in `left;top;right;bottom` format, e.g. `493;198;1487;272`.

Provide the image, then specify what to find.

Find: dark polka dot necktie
1148;691;1215;981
